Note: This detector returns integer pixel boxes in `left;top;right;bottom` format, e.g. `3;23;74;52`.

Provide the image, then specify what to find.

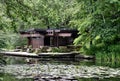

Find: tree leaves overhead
0;0;78;32
0;0;79;49
0;0;120;54
73;0;120;55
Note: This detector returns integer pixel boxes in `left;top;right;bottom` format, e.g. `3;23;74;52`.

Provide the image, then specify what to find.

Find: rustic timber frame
20;28;78;48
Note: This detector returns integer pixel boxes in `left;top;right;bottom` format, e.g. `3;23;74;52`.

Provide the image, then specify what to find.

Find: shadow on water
2;56;95;65
3;55;120;68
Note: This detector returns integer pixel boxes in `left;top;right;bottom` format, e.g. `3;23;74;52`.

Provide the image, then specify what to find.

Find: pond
0;56;120;81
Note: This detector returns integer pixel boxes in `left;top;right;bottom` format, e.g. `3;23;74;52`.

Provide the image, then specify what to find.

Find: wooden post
50;37;53;46
55;30;60;47
27;37;31;46
56;33;59;47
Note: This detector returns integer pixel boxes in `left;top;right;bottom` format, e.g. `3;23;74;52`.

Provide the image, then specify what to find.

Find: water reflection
0;73;120;81
76;78;120;81
95;53;120;68
1;62;120;80
95;61;120;68
0;56;120;81
0;73;33;81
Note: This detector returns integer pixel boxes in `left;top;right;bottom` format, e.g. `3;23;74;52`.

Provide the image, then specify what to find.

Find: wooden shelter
20;28;78;48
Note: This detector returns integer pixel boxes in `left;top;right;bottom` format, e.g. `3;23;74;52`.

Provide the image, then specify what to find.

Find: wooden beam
21;34;44;38
58;33;72;37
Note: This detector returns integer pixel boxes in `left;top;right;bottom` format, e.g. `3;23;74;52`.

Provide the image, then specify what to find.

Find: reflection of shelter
20;28;78;48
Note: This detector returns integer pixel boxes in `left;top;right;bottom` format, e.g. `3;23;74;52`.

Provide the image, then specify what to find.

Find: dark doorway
44;37;50;46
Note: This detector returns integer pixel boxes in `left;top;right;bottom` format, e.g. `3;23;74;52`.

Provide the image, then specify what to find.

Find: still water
0;56;120;81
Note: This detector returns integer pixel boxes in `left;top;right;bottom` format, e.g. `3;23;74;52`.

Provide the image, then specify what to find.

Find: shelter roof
19;28;78;34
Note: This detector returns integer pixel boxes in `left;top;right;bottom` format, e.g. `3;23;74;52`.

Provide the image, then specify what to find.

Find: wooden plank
58;33;72;37
46;33;54;36
55;30;60;32
0;52;79;58
0;52;38;58
39;52;73;55
21;34;44;38
31;38;44;48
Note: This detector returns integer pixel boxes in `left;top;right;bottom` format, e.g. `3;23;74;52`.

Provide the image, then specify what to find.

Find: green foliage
0;0;79;49
0;0;120;56
73;0;120;55
0;30;20;50
51;47;68;53
0;0;78;31
51;47;61;53
14;37;27;47
0;55;6;65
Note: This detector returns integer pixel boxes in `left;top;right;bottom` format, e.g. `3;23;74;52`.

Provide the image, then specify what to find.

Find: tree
0;0;120;55
0;0;78;49
73;0;120;55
